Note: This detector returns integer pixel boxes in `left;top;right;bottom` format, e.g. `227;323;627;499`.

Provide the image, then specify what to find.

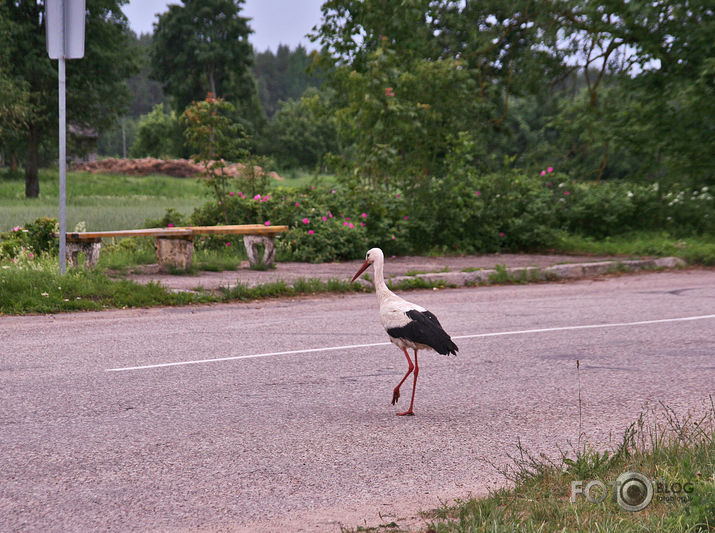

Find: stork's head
351;247;383;282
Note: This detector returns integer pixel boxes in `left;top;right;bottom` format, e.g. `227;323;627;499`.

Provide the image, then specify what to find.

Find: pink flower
396;193;400;198
295;202;300;207
225;242;231;247
253;194;261;200
547;166;554;173
540;170;546;176
564;191;570;196
499;232;505;237
345;217;350;221
311;186;315;190
403;216;409;220
348;223;354;228
308;230;314;235
475;191;481;196
343;222;349;226
229;191;235;196
218;201;222;205
361;213;367;218
168;223;174;227
261;195;271;202
385;87;395;97
27;252;34;259
11;226;21;232
328;212;333;218
391;236;396;240
322;216;327;222
302;218;310;224
331;189;336;194
264;220;271;226
360;222;366;227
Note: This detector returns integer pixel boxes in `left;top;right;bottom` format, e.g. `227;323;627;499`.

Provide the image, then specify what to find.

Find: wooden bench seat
61;225;289;270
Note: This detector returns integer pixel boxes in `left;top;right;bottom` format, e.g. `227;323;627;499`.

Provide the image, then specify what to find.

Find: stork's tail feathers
436;338;459;356
444;339;459;356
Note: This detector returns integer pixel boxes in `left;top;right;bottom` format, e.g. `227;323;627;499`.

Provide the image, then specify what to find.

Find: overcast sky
122;0;324;53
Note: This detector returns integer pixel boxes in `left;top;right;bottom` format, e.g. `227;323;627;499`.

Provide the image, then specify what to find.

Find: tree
130;104;183;158
253;44;327;118
150;0;254;112
266;87;338;169
182;95;248;222
0;4;30;170
4;0;140;197
311;0;560;189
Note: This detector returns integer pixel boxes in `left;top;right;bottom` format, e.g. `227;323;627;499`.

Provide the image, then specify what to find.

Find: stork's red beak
351;260;370;282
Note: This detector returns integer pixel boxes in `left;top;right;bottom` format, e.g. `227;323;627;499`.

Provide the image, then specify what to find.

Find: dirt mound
72;158;283;180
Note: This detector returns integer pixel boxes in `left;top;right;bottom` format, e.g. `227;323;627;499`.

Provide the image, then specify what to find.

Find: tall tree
150;0;254;112
4;0;140;197
253;44;327;118
0;4;30;170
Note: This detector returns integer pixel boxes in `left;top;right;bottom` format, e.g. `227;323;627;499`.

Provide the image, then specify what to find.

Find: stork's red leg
397;349;418;416
392;347;414;406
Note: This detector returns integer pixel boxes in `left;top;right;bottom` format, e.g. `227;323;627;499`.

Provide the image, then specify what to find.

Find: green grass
275;168;339;189
0;254;367;314
0;168;340;232
0;169;208;232
0;256;210;314
404;266;450;276
423;400;714;533
554;232;715;266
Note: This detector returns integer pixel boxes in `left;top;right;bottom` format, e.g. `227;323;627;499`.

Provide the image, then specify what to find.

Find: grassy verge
554;232;715;266
0;256;367;315
422;400;714;533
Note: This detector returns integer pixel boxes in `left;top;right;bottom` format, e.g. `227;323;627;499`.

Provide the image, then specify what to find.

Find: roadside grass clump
554;232;715;266
405;266;450;276
424;398;714;533
217;277;365;301
0;256;210;314
486;264;543;285
387;277;454;291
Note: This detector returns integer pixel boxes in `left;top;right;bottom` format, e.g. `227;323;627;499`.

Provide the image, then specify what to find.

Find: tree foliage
253;44;327;118
266;88;338;170
2;0;140;196
311;0;714;190
150;0;254;112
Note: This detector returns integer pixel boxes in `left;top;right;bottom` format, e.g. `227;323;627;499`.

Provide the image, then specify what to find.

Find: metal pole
59;55;67;274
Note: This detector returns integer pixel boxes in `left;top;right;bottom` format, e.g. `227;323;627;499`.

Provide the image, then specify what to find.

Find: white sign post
46;0;85;274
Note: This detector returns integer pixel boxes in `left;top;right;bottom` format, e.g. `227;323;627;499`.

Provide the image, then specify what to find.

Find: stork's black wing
386;309;459;355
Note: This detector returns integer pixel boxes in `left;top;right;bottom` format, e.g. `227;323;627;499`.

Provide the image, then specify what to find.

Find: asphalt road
1;270;714;532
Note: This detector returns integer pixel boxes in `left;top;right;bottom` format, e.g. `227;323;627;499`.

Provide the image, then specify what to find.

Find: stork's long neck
372;255;392;301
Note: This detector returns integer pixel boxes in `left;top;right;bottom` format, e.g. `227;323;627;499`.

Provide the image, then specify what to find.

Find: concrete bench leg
243;235;276;267
66;239;102;268
154;237;194;271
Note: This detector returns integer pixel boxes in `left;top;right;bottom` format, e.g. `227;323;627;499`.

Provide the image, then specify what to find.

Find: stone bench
60;225;289;270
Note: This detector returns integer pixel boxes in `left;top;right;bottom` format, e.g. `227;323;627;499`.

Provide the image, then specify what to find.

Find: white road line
106;314;715;372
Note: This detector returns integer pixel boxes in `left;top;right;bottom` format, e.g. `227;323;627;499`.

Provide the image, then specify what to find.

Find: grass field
0;169;208;232
1;168;339;232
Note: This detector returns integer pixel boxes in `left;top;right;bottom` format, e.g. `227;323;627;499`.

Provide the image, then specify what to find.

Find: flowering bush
0;217;59;261
186;166;712;261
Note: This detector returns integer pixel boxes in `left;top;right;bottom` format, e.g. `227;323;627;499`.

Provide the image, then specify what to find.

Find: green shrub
0;217;58;260
277;219;368;263
130;104;184;158
144;207;187;228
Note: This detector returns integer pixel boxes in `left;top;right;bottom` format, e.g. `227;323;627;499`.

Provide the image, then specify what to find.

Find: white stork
351;248;458;416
